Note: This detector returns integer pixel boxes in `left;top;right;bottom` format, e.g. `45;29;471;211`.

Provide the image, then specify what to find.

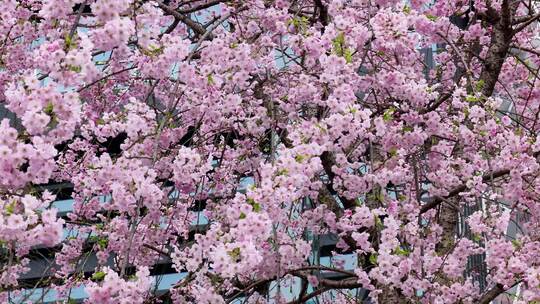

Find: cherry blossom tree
1;0;540;303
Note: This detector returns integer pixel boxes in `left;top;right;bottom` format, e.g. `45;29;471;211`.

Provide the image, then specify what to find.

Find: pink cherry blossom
0;1;538;303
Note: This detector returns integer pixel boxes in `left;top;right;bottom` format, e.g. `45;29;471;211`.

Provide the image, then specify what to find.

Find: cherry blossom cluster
0;0;539;303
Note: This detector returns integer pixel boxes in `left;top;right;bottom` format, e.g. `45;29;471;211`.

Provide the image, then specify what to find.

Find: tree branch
155;0;209;38
477;281;521;304
421;148;540;214
513;12;540;34
419;92;453;114
178;0;225;14
420;168;510;214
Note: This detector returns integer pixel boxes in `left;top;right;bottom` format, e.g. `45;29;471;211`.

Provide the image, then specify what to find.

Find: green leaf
277;169;289;176
47;114;59;129
207;74;214;85
295;154;306;163
343;48;353;64
374;214;384;229
287;16;309;34
148;45;163;55
511;239;522;249
383;108;395;122
67;65;81;73
5;201;15;215
403;5;411;14
425;14;438;21
475;80;485;91
127;274;138;281
43;102;54;116
465;95;479;103
64;35;72;49
91;271;106;282
332;32;346;56
141;45;164;57
228;247;241;261
97;238;108;249
333;33;345;48
331;33;354;63
377;190;385;202
472;233;482;242
394;246;410;256
64;33;78;50
402;125;413;132
246;198;262;213
369;253;378;265
315;123;327;133
89;235;108;249
252;203;261;213
239;212;246;219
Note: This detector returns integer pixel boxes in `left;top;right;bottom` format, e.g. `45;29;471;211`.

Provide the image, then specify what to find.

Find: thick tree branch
477;284;505;304
513;12;540;34
320;151;357;210
155;0;210;38
478;0;517;97
313;0;329;26
477;281;521;304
